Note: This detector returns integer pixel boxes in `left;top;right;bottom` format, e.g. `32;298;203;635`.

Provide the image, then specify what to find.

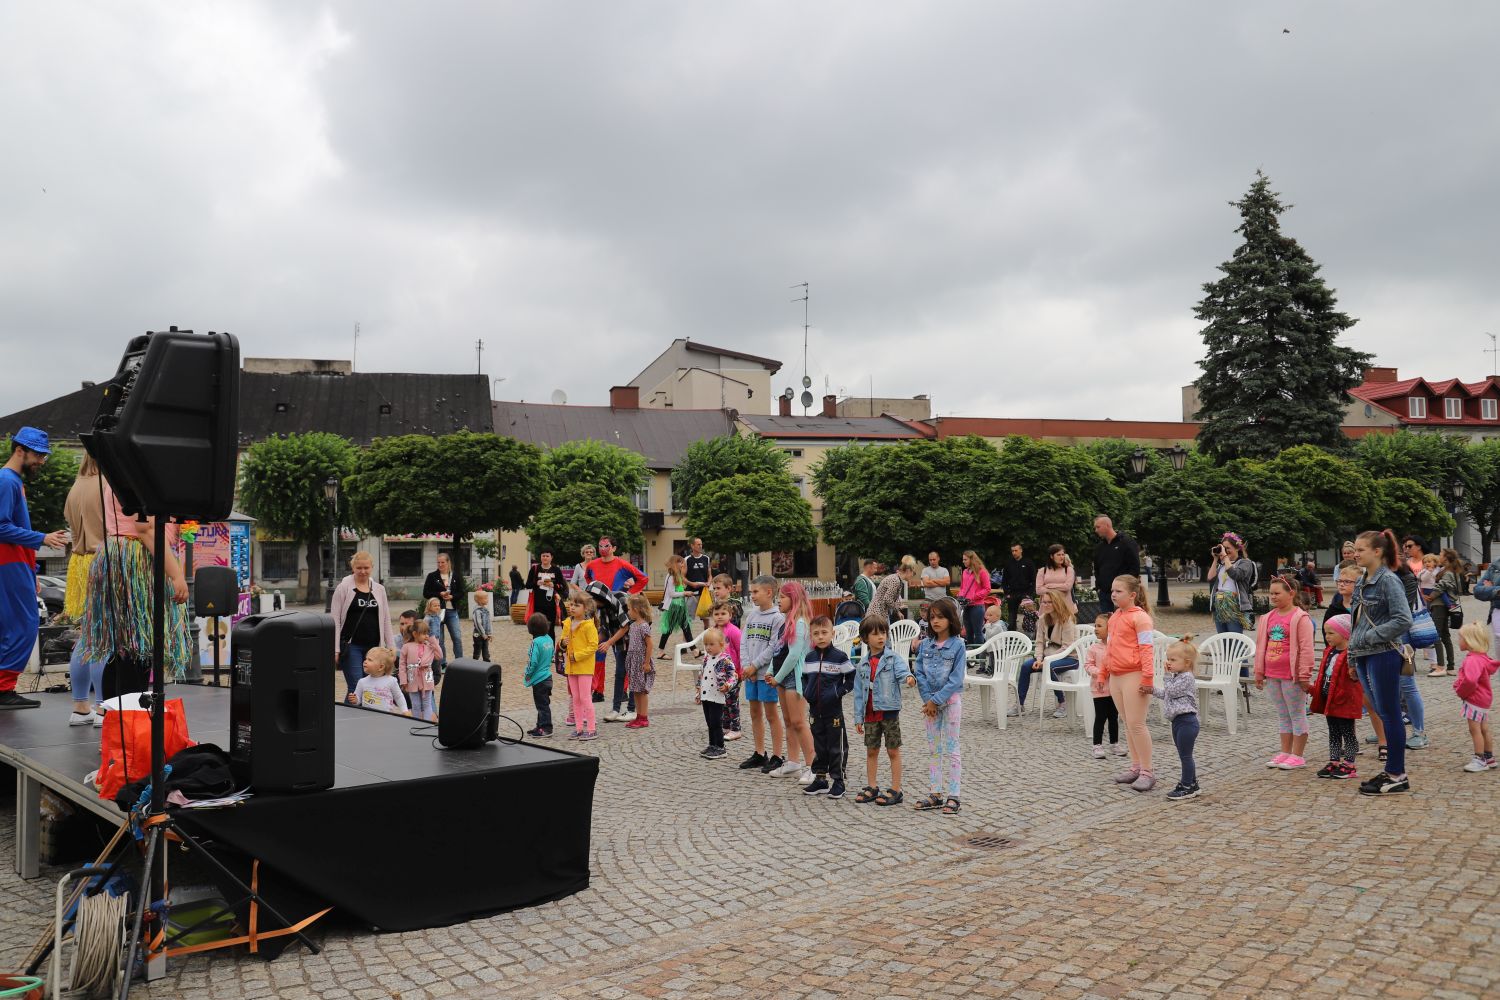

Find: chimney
1362;366;1399;384
609;385;639;409
822;394;837;418
778;393;792;417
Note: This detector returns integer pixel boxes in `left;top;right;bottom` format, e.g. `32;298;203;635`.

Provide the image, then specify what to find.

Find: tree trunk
304;537;323;605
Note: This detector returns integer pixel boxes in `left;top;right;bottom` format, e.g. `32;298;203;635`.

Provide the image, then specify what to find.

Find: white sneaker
92;713;104;728
770;760;802;777
796;767;816;785
69;712;97;727
724;730;742;741
1050;706;1069;719
1005;704;1021;717
618;711;637;722
1464;755;1489;773
603;710;621;723
1092;744;1107;759
1110;743;1127;756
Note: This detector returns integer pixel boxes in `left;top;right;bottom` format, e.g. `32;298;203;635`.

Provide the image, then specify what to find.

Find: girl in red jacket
1104;575;1156;792
1454;621;1499;772
1254;577;1315;770
1310;614;1363;780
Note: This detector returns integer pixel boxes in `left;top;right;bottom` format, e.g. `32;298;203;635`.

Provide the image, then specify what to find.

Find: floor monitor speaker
229;611;334;792
438;658;501;749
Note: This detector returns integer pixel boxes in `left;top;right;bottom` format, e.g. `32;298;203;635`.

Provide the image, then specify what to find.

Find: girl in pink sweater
400;619;442;722
1454;621;1499;772
1104;576;1155;791
1253;577;1316;769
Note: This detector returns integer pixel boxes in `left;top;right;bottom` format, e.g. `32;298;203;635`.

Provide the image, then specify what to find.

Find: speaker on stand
194;566;239;687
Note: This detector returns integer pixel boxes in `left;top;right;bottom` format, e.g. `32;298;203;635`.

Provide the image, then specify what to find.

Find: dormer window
1408;397;1427;419
1445;397;1462;419
1484;399;1497;421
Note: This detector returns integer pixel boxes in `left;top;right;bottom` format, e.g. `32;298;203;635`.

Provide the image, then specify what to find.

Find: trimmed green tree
975;437;1125;564
345;431;545;614
236;433;358;603
1191;171;1371;461
683;472;816;562
1263;444;1379;548
671;434;789;512
528;483;644;566
543;439;649;496
1458;439;1500;564
1352;430;1468;489
1375;477;1455;542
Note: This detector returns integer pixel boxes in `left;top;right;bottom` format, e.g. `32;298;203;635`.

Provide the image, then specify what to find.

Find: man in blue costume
0;427;69;708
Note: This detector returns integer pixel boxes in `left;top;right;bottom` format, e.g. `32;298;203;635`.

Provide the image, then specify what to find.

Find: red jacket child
1309;645;1362;719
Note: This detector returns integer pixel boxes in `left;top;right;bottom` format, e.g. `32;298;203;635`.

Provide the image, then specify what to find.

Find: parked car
36;574;65;619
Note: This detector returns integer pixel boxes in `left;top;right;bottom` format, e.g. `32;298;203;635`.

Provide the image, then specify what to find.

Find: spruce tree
1191;171;1370;461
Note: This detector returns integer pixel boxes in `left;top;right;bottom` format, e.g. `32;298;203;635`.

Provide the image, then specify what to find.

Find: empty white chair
888;619;920;659
833;621;858;657
964;630;1033;728
1195;632;1254;735
1146;632;1176;723
1039;632;1098;734
671;632;706;702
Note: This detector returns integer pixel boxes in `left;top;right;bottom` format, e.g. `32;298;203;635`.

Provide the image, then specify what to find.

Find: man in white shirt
921;551;951;602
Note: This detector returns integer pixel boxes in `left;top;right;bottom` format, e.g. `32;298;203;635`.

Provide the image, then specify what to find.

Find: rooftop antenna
1488;333;1497;377
352;321;360;372
550;388;568;405
791;281;809;413
476;338;485;374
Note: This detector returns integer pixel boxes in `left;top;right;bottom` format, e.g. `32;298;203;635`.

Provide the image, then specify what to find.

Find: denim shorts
744;677;780;703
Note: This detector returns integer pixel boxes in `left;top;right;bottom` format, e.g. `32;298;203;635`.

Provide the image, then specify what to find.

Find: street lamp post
324;477;339;612
1131;447;1190;608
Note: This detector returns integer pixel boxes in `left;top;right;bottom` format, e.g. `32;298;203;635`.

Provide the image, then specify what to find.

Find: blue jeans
1357;650;1407;776
1172;713;1200;786
531;679;553;730
68;643;105;705
963;603;985;642
1400;673;1425;732
1215;618;1244;635
435;609;462;663
610;642;635;713
1016;655;1077;707
340;643;368;702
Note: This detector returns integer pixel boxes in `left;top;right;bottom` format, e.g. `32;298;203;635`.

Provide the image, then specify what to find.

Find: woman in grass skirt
79;479;191;695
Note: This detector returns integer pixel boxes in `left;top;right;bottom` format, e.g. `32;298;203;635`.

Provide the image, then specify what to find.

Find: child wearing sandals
1454;620;1499;772
852;615;915;807
1310;614;1362;779
912;597;968;816
1085;614;1125;759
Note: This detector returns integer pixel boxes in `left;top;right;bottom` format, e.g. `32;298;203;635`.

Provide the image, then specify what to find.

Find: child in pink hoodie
1454;621;1499;772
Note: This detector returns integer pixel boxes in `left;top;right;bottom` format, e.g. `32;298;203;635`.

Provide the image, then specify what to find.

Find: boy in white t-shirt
353;647;410;716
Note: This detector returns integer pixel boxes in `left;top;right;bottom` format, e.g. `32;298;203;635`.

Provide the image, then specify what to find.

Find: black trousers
532;679;553;730
1092;695;1119;744
810;712;846;781
472;635;490;661
703;700;725;748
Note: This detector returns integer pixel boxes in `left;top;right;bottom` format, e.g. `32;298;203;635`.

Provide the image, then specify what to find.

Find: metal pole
325;498;337;613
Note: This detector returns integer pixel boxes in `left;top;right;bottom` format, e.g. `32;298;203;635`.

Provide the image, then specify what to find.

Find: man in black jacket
1093;515;1140;615
1001;543;1036;628
422;551;465;666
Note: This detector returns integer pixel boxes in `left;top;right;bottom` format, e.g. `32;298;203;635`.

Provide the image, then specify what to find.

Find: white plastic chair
1039;632;1097;734
888;619;920;659
671;633;706;702
833;621;858;657
964;630;1032;728
1196;633;1254;735
1146;632;1176;722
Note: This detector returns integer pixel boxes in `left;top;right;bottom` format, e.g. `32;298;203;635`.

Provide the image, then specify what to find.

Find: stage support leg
15;770;39;878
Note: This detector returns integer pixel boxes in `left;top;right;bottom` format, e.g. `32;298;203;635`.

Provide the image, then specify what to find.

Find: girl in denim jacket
912;597;968;816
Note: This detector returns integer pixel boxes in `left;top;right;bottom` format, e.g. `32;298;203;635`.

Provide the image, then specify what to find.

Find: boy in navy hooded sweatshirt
801;616;855;799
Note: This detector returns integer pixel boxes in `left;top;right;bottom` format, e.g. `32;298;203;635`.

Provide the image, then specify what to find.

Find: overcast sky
3;2;1496;423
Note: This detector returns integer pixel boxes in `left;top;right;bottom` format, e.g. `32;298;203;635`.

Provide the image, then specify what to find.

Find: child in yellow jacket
560;590;600;741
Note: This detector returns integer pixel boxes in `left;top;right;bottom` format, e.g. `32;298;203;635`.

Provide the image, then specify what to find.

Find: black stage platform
1;688;598;932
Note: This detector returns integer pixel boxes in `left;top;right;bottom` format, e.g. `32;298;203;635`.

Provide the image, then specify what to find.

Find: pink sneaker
1277;755;1307;769
1113;766;1141;784
1266;753;1289;768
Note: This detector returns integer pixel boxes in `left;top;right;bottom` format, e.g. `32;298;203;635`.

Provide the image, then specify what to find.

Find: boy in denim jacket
851;615;916;806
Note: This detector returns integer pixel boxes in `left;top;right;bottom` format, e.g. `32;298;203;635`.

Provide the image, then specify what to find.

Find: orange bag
97;698;195;802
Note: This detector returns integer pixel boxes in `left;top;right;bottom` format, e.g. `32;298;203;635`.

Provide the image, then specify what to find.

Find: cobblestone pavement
4;596;1497;998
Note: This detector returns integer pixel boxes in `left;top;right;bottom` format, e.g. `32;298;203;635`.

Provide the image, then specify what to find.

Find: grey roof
0;372;494;448
491;401;737;469
738;413;928;440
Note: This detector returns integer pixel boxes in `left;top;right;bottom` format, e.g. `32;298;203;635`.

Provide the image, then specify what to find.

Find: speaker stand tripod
111;517;322;997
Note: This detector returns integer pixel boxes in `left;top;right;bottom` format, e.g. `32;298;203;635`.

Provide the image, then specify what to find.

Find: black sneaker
1358;772;1410;796
803;776;830;795
828;780;846;800
1314;762;1339;779
1166;783;1200;801
738;752;768;770
703;746;727;760
698;746;715;758
526;727;546;738
591;692;604;703
0;691;39;710
760;754;784;775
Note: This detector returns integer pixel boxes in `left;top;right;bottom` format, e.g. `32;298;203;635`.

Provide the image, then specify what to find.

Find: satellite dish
550;389;568;405
781;387;794;401
801;375;812;389
800;390;814;409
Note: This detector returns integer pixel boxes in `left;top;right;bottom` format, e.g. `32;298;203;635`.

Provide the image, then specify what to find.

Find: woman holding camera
1207;532;1256;634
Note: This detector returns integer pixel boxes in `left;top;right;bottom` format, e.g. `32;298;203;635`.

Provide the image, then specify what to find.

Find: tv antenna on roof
1487;333;1497;377
550;389;568;405
791;281;809;413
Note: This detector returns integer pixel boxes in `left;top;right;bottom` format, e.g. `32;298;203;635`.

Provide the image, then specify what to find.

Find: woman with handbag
1349;529;1416;796
1392;552;1431;750
331;551;396;705
1206;532;1256;635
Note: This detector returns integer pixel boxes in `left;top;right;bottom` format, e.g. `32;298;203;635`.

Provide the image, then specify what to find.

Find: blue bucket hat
12;426;50;455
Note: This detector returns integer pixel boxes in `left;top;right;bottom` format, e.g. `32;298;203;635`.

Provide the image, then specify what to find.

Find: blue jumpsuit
0;468;43;691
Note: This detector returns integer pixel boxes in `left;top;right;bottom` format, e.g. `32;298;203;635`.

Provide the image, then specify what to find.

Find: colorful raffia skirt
64;551;94;618
658;598;688;637
80;538;191;679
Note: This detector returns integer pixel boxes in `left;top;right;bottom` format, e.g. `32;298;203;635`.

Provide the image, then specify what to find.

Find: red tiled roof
1349;374;1500;427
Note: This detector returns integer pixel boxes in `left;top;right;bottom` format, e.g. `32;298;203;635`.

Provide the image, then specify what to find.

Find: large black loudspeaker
80;327;239;520
438;658;501;749
194;566;239;618
229;611;335;792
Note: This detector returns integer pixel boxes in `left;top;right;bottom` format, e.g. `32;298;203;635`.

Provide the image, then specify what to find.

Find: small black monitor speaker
80;327;239;520
229;611;334;793
438;658;501;749
195;566;239;618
